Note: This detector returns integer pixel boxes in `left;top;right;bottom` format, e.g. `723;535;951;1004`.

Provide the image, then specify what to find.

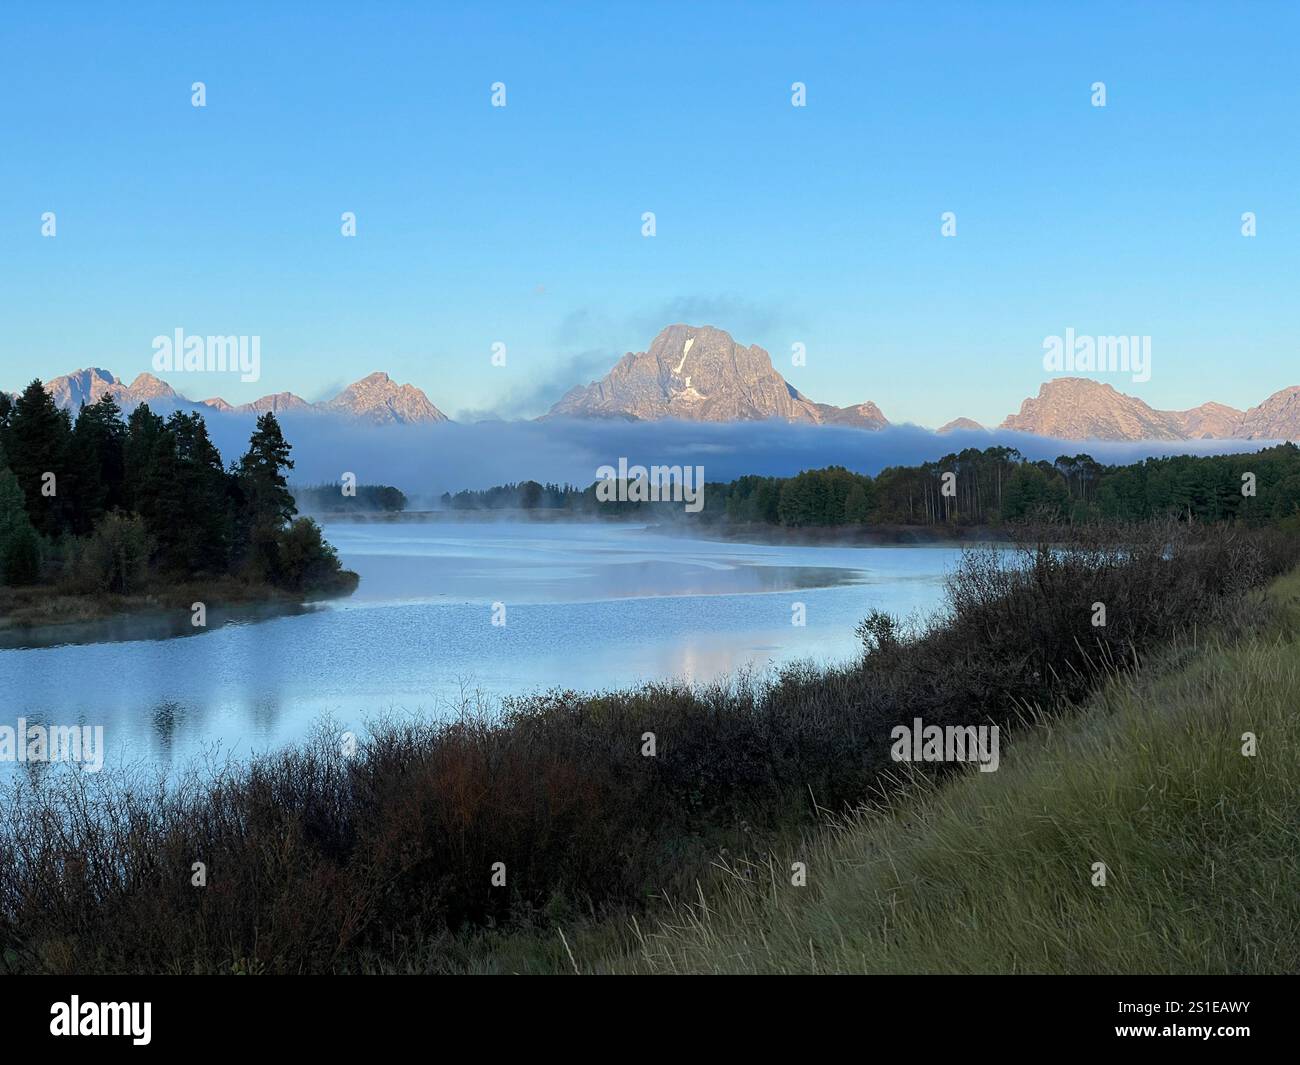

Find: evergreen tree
69;394;128;534
275;517;345;592
236;412;297;579
845;482;872;524
0;468;41;585
165;411;235;574
1002;464;1069;521
7;380;72;537
0;391;13;456
122;404;177;564
777;470;824;526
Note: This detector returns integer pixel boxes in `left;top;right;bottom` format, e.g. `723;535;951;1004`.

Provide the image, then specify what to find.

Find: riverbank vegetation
622;565;1300;974
441;444;1300;532
0;383;356;630
1;521;1294;973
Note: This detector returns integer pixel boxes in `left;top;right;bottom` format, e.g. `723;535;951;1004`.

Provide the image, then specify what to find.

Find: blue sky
2;1;1297;426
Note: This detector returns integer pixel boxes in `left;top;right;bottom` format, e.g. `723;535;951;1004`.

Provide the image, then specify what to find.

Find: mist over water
204;413;1279;501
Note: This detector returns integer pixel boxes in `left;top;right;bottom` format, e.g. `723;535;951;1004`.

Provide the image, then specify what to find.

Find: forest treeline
294;482;408;514
443;445;1300;530
0;381;353;597
441;481;589;512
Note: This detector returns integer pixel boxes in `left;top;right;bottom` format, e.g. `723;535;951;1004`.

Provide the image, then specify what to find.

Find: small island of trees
0;381;356;626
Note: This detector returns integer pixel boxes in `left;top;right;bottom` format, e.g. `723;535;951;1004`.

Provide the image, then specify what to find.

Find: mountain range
18;325;1300;442
38;368;449;426
543;325;1300;442
997;379;1300;441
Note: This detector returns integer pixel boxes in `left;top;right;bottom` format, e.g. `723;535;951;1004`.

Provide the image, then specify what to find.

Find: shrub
70;511;152;595
275;516;350;593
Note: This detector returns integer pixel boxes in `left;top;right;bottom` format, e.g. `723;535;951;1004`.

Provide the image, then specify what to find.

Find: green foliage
0;525;41;586
0;469;30;544
723;475;781;523
71;511;152;595
294;482;408;514
68;394;127;534
275;517;346;593
519;479;543;509
236;413;298;581
673;444;1300;530
162;411;234;575
2;396;350;598
844;482;872;524
237;412;296;528
0;469;42;587
1001;462;1070;521
776;467;872;527
7;379;71;537
441;481;587;511
854;608;902;653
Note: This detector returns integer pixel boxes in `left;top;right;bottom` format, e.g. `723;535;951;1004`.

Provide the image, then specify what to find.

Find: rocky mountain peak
546;324;889;428
992;376;1300;442
323;372;449;425
999;377;1187;441
126;373;178;399
1237;385;1300;441
937;417;985;434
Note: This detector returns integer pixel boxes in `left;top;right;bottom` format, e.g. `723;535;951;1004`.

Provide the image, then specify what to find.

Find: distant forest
294;483;408;514
441;482;589;512
443;445;1300;529
0;381;352;595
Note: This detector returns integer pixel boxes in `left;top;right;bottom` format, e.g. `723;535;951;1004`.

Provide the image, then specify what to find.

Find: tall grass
628;569;1300;974
1;523;1295;973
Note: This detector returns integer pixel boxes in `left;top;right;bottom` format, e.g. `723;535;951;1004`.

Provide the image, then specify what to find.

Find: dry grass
622;569;1300;974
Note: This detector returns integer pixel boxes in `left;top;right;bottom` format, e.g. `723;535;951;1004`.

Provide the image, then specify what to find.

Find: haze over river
0;521;964;778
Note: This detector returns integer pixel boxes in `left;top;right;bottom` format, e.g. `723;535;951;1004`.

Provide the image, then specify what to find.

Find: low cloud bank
205;414;1282;505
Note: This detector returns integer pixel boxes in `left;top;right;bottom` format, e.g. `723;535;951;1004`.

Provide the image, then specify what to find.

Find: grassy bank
619;568;1300;974
0;524;1294;974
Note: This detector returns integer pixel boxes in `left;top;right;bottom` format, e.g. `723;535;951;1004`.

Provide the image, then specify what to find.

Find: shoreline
0;573;359;647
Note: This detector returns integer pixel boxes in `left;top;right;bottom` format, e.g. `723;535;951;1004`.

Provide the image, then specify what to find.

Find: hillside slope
624;570;1300;975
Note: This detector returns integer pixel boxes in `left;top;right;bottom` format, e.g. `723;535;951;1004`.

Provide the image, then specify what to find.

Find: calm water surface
0;521;965;777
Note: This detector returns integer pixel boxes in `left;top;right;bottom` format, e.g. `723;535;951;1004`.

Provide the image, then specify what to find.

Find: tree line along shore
438;442;1300;531
0;382;356;632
